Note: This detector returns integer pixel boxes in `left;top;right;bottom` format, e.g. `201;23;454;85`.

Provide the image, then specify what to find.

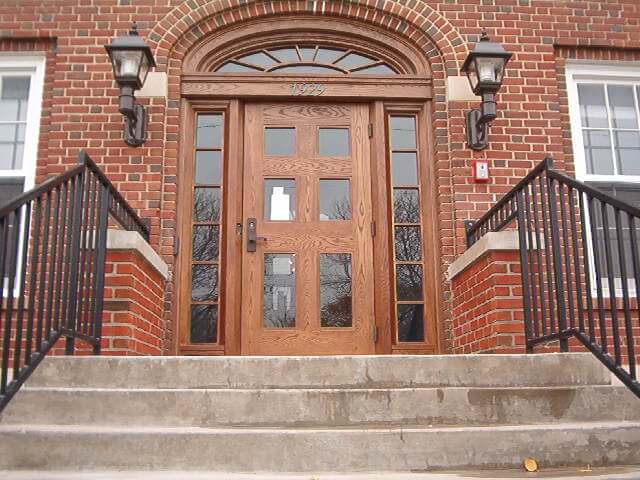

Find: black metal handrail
467;156;640;398
0;150;149;412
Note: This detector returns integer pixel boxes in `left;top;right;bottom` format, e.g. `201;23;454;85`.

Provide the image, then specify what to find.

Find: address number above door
214;44;399;75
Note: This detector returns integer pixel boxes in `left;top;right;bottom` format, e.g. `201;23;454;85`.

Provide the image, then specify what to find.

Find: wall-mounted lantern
461;30;512;151
105;22;156;147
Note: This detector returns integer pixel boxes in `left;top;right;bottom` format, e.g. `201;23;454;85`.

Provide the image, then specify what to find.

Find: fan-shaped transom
214;44;399;75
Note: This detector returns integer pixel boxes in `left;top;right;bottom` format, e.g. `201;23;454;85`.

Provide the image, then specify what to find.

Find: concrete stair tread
2;469;640;480
3;420;640;434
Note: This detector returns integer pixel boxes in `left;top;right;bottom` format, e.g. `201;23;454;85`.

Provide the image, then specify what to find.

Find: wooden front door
241;102;375;355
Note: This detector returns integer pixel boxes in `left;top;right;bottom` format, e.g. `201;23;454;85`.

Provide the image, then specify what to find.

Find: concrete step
25;353;610;389
0;422;639;472
2;468;640;480
2;385;638;427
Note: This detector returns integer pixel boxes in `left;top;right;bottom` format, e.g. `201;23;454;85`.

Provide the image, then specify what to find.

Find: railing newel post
515;189;534;352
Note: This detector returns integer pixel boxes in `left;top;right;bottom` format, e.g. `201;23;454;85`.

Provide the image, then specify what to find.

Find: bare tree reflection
192;225;220;261
191;305;217;343
193;188;221;222
393;189;420;223
191;264;218;301
396;264;422;300
397;304;424;342
320;253;352;327
395;226;421;261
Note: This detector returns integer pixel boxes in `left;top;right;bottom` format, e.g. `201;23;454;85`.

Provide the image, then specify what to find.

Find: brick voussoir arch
148;0;467;72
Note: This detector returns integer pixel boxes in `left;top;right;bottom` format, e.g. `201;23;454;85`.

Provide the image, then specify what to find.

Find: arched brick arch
148;0;468;72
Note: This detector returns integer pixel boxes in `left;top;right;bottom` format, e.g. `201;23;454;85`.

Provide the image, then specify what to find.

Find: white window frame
0;54;46;297
566;61;640;298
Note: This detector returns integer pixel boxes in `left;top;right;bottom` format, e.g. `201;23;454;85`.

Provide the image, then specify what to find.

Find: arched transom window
214;44;399;75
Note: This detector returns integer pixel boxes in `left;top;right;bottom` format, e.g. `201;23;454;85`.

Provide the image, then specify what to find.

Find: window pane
264;127;295;156
196;114;223;149
583;130;614;175
315;48;346;64
191;264;218;301
264;179;295;221
578;84;609;129
393;189;420;223
216;62;262;73
237;52;277;69
614;131;640;176
320;253;352;328
269;48;299;63
263;253;296;328
354;64;396;75
190;304;217;343
396;264;423;301
271;65;341;74
0;178;24;207
335;52;375;70
608;85;638;129
318;128;349;156
193;187;221;222
391;152;418;186
390;116;416;149
192;225;219;261
397;304;424;342
195;151;222;185
0;124;25;142
319;179;350;221
299;47;317;62
2;77;30;100
395;226;422;261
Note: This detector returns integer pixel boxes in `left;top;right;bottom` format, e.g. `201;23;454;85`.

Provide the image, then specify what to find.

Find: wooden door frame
176;79;440;355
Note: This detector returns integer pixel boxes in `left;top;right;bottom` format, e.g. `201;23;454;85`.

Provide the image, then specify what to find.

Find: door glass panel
391;152;418;186
390;116;416;149
393;189;420;223
264;127;295;156
394;226;422;261
318;128;349;156
196;114;223;148
263;254;296;328
396;264;423;300
264;179;295;221
191;264;219;301
195;151;222;185
397;304;424;342
319;179;350;220
320;253;352;328
193;187;221;222
192;225;220;261
190;304;218;343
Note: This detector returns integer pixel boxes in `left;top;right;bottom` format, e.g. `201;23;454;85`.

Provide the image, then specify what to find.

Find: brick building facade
1;0;639;357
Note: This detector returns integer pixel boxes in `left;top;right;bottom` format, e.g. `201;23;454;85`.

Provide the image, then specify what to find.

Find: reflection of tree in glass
397;304;424;342
193;189;220;222
329;197;351;220
394;189;420;223
191;304;217;343
396;264;422;300
191;264;218;301
320;253;352;327
263;255;295;328
192;226;219;261
395;227;421;261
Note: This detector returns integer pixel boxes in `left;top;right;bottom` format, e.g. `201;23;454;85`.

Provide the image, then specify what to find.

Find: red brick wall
451;249;526;354
1;1;639;353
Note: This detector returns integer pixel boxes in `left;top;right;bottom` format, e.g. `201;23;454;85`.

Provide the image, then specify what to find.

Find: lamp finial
129;21;139;36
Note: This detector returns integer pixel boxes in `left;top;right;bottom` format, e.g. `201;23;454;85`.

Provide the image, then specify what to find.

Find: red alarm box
472;160;490;182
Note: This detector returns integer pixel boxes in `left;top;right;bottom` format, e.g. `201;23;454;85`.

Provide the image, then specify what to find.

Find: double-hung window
567;62;640;291
0;55;45;292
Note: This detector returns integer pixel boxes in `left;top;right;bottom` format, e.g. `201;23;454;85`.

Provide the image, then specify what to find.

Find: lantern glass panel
465;61;479;92
111;50;144;84
475;56;506;84
138;53;151;85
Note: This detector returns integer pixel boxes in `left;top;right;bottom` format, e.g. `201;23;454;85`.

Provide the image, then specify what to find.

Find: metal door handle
246;218;267;252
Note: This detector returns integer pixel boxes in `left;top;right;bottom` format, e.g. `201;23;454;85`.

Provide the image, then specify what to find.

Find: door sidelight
246;217;267;252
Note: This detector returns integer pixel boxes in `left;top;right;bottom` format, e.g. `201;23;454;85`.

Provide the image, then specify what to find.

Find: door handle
246;217;267;252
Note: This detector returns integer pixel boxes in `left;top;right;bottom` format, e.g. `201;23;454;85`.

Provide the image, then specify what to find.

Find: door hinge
173;236;180;256
368;123;373;138
372;325;378;343
371;221;376;237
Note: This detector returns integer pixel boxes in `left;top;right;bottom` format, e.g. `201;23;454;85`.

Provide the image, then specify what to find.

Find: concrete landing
1;467;640;480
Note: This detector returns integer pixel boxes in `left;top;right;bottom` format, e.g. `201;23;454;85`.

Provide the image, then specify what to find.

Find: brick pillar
448;231;526;354
100;229;169;355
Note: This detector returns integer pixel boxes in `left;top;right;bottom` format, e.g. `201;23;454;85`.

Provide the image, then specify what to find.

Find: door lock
246;217;267;252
